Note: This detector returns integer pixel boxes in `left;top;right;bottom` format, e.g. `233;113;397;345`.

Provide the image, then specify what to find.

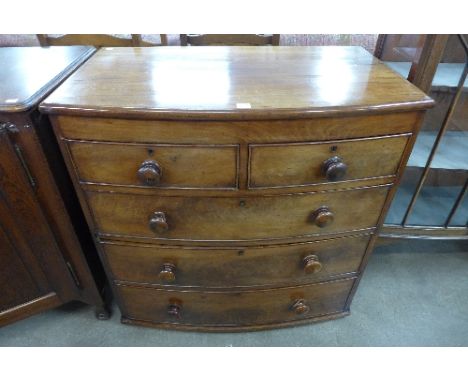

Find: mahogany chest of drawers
41;46;433;331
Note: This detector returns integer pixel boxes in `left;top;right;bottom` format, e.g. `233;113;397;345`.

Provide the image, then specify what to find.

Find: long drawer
88;185;389;242
117;277;355;328
67;140;239;189
248;134;409;188
103;234;369;288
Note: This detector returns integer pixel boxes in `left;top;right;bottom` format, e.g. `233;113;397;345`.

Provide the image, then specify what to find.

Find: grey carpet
0;239;467;346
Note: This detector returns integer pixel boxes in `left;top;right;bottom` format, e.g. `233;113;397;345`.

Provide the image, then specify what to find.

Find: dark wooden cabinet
0;46;108;327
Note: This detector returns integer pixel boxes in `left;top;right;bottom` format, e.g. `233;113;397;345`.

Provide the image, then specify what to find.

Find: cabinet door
0;223;44;312
0;125;55;320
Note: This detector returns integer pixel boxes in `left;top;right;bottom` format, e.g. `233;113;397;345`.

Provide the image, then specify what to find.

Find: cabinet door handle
12;143;37;189
0;123;36;190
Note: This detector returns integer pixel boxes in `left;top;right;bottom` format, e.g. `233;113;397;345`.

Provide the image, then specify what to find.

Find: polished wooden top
0;46;95;113
40;46;433;120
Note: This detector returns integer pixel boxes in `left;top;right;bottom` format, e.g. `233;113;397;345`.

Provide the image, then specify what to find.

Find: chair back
180;34;280;46
37;34;168;47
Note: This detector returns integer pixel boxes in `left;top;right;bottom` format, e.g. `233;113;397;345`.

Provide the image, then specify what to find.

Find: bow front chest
41;46;433;331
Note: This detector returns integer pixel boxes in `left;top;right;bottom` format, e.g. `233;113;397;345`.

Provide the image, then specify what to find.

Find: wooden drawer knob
137;160;162;186
158;263;176;282
167;303;182;319
149;211;169;234
310;206;334;228
291;299;310;315
322;156;347;181
303;254;322;274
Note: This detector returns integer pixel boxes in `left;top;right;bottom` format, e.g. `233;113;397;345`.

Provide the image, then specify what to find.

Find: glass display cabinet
375;34;467;240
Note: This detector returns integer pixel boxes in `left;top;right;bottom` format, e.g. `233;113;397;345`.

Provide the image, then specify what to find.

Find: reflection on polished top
40;46;434;119
0;46;95;112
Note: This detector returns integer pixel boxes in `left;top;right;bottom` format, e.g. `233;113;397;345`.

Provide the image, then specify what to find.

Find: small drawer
88;185;389;243
67;140;239;189
103;235;369;287
248;134;409;188
117;278;355;328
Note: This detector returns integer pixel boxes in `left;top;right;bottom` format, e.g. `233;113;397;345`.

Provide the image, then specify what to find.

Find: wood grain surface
249;134;410;188
117;277;355;327
67;140;239;189
40;47;433;119
0;46;94;112
103;234;369;288
87;185;390;243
